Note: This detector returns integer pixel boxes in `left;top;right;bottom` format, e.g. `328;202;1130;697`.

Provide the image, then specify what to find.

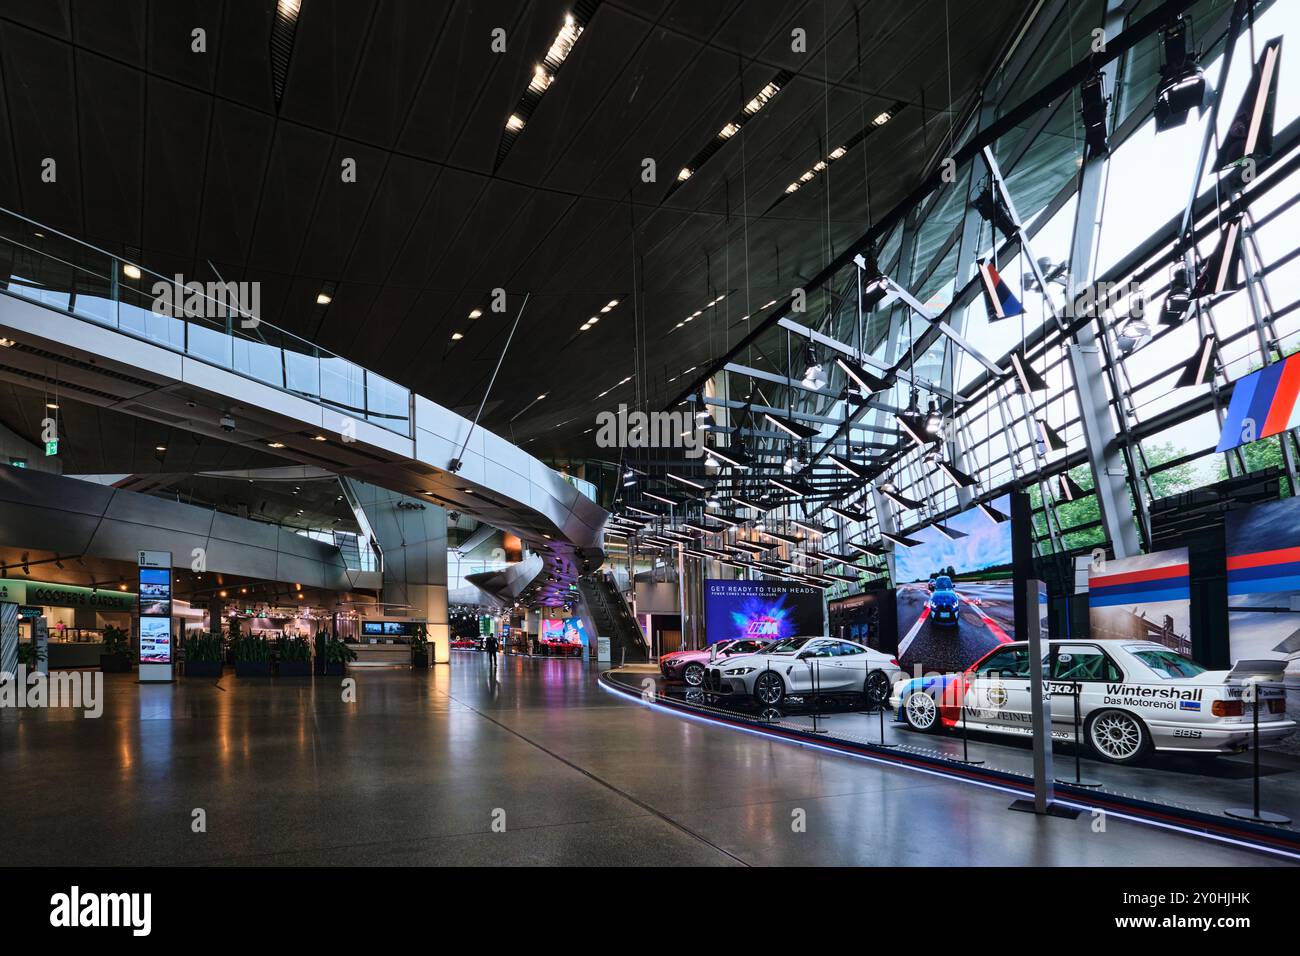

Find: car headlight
725;666;757;675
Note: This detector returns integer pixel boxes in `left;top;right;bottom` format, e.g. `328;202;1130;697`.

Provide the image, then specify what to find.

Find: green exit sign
44;440;58;457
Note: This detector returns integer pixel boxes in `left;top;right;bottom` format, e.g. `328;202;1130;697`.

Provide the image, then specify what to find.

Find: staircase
576;572;649;664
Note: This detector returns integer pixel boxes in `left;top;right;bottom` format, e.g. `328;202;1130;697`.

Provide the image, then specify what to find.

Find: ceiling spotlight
122;263;143;280
45;402;59;410
677;167;693;182
782;454;802;475
1160;265;1192;326
1116;317;1151;355
451;331;464;341
972;180;1018;240
924;395;944;437
506;113;525;132
315;291;332;305
871;110;893;127
1155;17;1209;132
800;346;827;390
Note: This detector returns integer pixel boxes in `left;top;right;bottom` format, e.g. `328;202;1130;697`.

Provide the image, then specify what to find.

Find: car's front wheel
1085;709;1150;764
902;690;942;732
753;671;786;706
682;663;705;687
864;670;892;710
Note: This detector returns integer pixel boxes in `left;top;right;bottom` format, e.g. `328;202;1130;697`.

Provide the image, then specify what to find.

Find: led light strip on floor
598;672;1300;863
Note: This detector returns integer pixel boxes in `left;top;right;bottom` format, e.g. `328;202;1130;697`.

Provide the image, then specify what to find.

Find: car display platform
601;666;1300;862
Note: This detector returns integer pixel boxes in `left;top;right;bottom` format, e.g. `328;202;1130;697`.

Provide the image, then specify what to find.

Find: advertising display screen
1088;548;1191;655
362;621;414;637
893;494;1015;674
1226;497;1300;672
138;615;171;665
540;619;565;641
703;579;824;644
562;617;588;647
138;567;171;617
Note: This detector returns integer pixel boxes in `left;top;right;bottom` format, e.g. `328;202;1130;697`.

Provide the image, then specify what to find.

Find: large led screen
1226;497;1300;672
1088;548;1191;654
704;579;824;644
893;494;1015;674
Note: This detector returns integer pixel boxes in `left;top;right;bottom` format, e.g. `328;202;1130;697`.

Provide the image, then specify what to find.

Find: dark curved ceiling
0;0;1029;460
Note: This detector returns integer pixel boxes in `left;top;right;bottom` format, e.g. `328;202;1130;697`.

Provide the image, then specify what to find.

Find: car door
829;641;869;691
964;646;1036;733
794;639;837;693
1048;644;1123;739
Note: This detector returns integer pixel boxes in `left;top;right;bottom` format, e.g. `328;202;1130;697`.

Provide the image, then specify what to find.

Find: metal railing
0;206;412;438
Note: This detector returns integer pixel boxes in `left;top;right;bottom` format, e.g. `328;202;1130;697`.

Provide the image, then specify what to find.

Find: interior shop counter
47;641;108;669
348;641;411;665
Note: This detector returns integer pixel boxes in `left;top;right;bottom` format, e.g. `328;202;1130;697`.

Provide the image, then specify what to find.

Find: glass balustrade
0;206;412;438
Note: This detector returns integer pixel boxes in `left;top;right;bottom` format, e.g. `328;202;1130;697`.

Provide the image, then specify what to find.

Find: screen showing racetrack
704;580;825;644
893;494;1015;674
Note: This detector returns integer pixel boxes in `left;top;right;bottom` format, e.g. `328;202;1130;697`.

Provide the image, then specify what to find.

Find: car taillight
890;659;899;667
1212;700;1244;717
1268;699;1286;714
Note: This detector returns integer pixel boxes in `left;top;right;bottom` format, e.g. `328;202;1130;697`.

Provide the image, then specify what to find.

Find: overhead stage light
972;180;1018;240
1160;265;1192;326
1155;17;1209;132
1175;335;1218;388
1079;71;1111;158
801;346;828;390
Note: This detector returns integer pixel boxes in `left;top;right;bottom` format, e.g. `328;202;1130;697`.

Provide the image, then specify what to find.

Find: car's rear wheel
1085;709;1150;764
754;671;786;706
682;663;705;687
864;670;892;710
902;690;941;733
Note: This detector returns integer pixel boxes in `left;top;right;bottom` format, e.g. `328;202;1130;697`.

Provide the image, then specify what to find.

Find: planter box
185;661;223;678
277;660;312;677
234;661;272;677
411;647;429;668
100;653;132;673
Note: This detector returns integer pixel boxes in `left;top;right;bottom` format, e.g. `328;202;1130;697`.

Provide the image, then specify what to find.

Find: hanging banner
1088;548;1191;655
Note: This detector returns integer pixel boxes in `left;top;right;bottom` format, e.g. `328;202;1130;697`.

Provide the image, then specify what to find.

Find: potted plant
16;640;46;672
410;622;429;668
233;633;272;677
322;636;356;676
100;624;133;673
185;631;224;678
276;635;312;677
224;618;240;664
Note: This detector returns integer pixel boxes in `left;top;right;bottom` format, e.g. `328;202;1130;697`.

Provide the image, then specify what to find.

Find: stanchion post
1225;679;1292;824
1055;680;1100;788
958;677;983;765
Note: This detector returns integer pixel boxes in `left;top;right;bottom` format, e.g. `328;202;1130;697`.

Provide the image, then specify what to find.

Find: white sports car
702;636;902;708
890;639;1296;764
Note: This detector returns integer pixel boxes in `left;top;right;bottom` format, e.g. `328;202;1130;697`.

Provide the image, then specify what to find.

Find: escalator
576;572;649;664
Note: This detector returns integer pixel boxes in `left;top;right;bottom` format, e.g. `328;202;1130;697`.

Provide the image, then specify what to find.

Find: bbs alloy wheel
1086;709;1148;764
754;671;785;705
903;691;940;732
683;663;705;687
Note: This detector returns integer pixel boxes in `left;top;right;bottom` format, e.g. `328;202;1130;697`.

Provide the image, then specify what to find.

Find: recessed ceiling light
45;402;58;410
0;338;14;347
468;309;482;319
451;331;464;341
155;445;166;452
872;110;893;127
122;263;142;280
528;65;552;94
267;441;286;449
537;393;547;401
506;113;525;132
315;292;332;305
312;434;328;441
677;167;692;182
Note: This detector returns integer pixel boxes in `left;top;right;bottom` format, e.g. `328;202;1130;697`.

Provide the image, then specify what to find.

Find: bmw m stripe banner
1089;562;1190;607
976;259;1023;321
1215;351;1300;452
1087;549;1191;655
1225;497;1300;667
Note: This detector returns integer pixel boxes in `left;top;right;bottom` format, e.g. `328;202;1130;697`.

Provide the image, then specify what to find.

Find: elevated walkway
0;209;609;599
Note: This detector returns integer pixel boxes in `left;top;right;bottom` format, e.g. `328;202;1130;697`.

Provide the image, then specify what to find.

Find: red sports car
660;638;772;686
451;637;478;649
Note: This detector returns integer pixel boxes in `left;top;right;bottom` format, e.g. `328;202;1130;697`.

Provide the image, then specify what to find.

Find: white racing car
890;639;1296;764
702;636;903;708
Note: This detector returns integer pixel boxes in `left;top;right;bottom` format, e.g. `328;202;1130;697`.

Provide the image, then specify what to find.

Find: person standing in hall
485;632;499;670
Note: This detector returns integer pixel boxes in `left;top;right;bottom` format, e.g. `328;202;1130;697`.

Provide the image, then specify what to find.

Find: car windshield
1132;648;1206;679
935;576;953;589
765;637;814;654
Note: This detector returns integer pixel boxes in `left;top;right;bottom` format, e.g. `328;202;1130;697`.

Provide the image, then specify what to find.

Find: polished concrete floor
0;653;1293;866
